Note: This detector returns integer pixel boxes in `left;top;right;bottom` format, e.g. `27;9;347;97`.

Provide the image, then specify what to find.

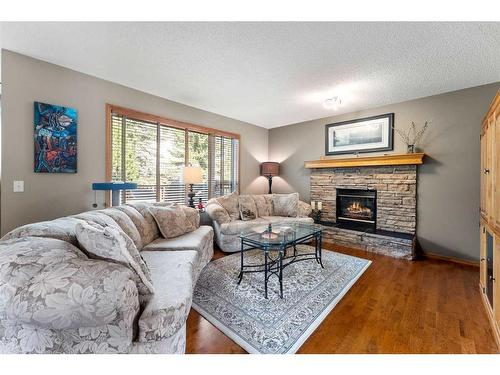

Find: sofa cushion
217;192;240;221
75;221;154;303
100;208;143;250
125;203;161;245
252;194;273;217
238;195;257;221
143;226;213;252
206;199;231;225
219;218;269;235
72;211;121;229
148;204;196;239
1;217;86;247
272;193;299;217
138;250;198;342
114;205;153;247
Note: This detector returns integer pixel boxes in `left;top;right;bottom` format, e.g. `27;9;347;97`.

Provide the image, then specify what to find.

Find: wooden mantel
304;153;425;169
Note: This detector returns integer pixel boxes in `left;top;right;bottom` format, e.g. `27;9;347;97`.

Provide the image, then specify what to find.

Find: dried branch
393;121;429;146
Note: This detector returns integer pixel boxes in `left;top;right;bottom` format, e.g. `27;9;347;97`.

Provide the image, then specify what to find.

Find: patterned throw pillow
252;194;273;217
206;199;232;225
238;195;258;221
272;193;299;217
217;192;240;221
75;221;154;303
148;204;196;239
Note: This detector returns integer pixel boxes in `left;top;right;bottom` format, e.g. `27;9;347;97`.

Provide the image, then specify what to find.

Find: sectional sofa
0;202;213;354
206;192;313;252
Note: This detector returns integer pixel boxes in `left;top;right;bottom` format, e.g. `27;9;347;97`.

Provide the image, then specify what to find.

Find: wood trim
304;153;425;169
479;284;500;352
104;104;112;207
107;104;240;139
422;252;479;268
482;89;500;127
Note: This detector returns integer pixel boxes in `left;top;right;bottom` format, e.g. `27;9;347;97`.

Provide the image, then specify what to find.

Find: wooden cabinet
480;90;500;350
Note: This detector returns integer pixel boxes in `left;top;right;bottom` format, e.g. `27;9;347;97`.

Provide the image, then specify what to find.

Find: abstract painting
325;113;394;155
34;102;77;173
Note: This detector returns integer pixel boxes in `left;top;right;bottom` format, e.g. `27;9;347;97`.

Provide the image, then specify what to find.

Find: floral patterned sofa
206;192;313;253
0;202;213;354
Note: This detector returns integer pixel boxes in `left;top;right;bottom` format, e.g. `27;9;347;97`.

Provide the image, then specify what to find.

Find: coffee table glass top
240;222;322;247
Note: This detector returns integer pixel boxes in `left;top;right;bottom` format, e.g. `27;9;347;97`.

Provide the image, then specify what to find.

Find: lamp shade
183;166;203;184
260;162;280;176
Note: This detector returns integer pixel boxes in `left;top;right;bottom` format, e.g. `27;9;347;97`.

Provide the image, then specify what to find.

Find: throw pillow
206;200;232;225
238;195;258;221
148;204;196;239
272;193;299;217
217;192;240;220
75;221;154;303
252;194;273;217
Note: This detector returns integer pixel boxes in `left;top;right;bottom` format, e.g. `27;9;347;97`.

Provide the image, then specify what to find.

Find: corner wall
1;50;269;235
269;82;500;261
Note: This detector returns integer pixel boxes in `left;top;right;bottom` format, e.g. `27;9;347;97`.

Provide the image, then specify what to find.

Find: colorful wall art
34;102;77;173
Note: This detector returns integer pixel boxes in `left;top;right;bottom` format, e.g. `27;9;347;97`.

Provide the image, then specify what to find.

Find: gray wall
1;50;269;235
269;82;500;262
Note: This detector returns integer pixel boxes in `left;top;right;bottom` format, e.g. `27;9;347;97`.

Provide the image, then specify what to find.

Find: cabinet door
488;117;496;223
481;130;486;216
480;224;487;290
486;121;494;221
486;230;494;308
496;109;500;229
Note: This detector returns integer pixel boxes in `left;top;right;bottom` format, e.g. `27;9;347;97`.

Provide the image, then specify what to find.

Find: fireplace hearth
336;188;376;231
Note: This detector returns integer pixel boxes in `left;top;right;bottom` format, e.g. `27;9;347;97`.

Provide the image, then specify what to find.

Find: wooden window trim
105;103;241;207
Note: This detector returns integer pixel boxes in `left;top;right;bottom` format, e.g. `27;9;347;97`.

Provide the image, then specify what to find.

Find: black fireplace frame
336;188;377;231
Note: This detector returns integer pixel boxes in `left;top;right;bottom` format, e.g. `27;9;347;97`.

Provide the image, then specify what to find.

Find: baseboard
422;252;479;267
479;284;500;352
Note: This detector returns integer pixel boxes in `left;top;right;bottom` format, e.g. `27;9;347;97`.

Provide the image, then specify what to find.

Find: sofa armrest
2;254;140;330
206;201;232;225
297;200;312;217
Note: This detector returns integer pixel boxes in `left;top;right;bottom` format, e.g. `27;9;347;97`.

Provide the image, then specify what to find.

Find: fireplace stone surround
310;164;418;259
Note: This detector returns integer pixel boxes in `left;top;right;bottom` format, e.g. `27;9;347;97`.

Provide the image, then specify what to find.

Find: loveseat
206;192;313;253
0;202;213;354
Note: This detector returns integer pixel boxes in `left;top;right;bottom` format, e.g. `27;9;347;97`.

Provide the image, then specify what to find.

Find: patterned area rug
192;245;371;354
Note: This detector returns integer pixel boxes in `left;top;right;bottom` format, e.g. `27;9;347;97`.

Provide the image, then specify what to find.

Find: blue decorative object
92;182;138;206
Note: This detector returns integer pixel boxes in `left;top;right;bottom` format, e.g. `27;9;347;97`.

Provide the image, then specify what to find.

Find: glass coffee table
238;222;324;299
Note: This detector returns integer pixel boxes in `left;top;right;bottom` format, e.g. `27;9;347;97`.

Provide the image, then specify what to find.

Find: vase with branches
393;121;429;153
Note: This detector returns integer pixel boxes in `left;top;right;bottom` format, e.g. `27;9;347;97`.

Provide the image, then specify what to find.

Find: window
107;105;240;205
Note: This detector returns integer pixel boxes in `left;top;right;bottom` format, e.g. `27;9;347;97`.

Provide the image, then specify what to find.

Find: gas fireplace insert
336;188;377;231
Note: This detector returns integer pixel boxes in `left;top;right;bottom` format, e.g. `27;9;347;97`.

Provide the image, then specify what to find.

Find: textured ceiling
1;22;499;128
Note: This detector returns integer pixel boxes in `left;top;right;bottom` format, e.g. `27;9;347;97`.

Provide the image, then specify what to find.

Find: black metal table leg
264;250;268;299
279;248;284;298
318;233;324;268
237;240;244;284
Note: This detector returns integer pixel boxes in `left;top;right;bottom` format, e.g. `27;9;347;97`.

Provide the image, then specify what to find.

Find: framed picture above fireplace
325;113;394;155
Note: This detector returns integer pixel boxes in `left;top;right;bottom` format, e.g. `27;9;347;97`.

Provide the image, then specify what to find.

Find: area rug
192;245;371;354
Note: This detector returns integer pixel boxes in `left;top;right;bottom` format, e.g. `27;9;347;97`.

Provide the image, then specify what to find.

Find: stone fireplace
306;154;425;259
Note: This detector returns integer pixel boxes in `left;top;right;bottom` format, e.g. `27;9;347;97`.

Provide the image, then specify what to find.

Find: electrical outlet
13;181;24;193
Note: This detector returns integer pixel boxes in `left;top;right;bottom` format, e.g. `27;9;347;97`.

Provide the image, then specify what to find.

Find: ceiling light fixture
323;96;342;110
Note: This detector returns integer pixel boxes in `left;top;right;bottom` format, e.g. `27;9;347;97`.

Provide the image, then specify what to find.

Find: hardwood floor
186;244;499;354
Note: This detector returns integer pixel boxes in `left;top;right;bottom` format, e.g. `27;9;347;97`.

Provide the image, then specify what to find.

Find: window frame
105;104;241;207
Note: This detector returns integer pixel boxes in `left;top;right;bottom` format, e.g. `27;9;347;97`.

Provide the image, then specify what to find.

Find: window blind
109;109;239;205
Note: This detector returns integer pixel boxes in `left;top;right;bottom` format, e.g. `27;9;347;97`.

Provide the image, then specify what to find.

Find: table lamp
183;166;203;208
260;162;280;194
